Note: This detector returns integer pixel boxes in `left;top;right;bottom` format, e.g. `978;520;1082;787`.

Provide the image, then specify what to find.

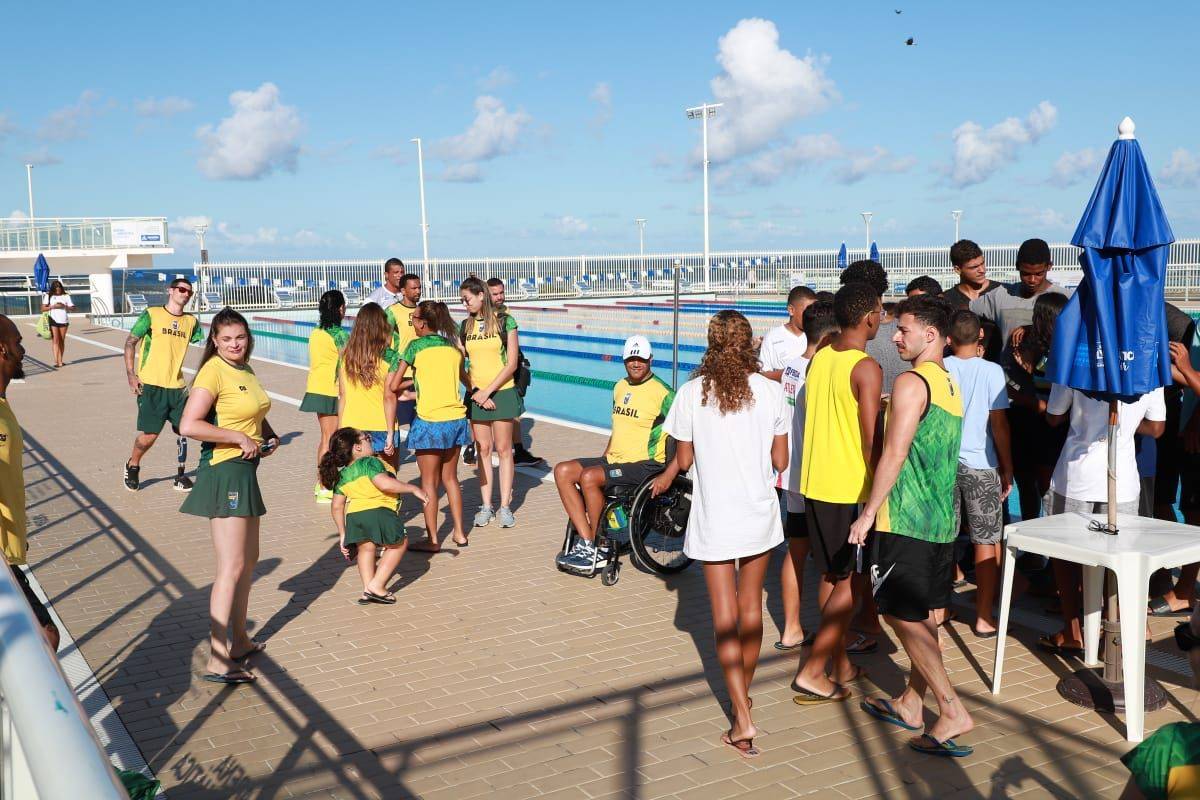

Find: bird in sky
895;8;902;13
905;37;915;45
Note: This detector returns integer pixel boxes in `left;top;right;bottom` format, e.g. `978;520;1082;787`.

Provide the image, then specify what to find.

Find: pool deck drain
13;321;1197;799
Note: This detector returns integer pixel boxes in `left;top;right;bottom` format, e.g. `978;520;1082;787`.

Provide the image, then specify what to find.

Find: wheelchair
557;470;693;586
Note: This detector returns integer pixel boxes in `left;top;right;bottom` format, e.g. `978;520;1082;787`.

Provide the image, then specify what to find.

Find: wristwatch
1174;621;1200;652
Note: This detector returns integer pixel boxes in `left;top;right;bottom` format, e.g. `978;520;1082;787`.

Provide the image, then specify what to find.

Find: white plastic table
992;512;1200;742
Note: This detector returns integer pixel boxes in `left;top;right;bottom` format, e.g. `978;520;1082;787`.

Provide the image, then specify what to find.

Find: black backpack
460;312;532;397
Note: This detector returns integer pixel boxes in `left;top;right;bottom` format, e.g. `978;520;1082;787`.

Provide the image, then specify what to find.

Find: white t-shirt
664;373;788;561
1048;385;1167;503
42;293;73;325
779;353;811;503
759;324;807;373
364;285;402;310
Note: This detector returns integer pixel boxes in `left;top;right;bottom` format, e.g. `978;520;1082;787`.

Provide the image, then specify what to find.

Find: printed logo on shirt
0;433;6;442
870;563;895;597
613;404;639;418
622;392;632;406
227;491;240;511
238;385;248;392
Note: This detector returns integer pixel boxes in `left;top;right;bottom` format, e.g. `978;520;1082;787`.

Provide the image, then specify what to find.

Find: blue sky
2;1;1197;265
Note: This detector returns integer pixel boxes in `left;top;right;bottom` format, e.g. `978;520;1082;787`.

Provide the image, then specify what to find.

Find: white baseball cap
622;335;653;361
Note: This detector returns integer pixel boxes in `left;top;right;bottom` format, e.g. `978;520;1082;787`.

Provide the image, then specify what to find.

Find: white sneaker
473;506;495;527
497;507;516;528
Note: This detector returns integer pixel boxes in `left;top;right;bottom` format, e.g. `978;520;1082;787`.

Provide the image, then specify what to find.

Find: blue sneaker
473;506;495;527
498;507;516;528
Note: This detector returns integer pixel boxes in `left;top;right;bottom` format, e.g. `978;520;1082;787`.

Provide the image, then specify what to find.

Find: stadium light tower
861;211;873;254
952;209;963;242
686;102;722;290
635;218;647;268
193;223;209;265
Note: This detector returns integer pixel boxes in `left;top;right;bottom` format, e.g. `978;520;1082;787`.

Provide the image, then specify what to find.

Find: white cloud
948;100;1057;187
552;215;589;236
0;113;16;142
216;222;279;247
291;229;326;247
344;232;366;248
478;66;516;91
833;146;916;185
196;82;303;180
37;90;104;141
169;215;213;240
8;210;28;221
1160;148;1200;188
135;96;195;118
705;18;837;163
21;147;62;166
437;95;530;163
1015;206;1071;230
589;82;612;133
441;163;483;183
1049;148;1100;186
731;133;842;186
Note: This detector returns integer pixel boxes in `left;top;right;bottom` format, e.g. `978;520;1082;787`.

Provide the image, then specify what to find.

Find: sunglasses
172;286;194;295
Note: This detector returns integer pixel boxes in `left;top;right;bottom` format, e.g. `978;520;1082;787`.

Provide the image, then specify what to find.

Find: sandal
909;733;972;758
230;641;266;662
791;681;851;705
846;633;878;655
1037;633;1083;656
861;697;922;731
202;670;255;685
1148;596;1192;617
721;730;760;759
773;633;813;651
358;590;397;605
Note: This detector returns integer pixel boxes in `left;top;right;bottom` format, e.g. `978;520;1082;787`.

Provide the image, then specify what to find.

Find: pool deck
14;319;1200;799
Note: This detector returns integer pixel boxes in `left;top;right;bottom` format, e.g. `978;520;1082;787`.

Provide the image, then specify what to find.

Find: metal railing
190;239;1200;310
0;567;126;797
0;217;170;252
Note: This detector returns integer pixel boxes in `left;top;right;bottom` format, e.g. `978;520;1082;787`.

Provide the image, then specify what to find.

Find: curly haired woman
661;310;789;759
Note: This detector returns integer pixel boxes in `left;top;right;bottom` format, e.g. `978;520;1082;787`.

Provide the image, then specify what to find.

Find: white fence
0;217;170;252
192;239;1200;310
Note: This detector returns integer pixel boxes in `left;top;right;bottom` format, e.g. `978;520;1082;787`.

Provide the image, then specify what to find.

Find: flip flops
1037;634;1083;657
860;698;922;731
909;733;972;758
230;641;266;662
791;681;851;705
202;670;255;685
1148;597;1193;617
773;633;814;651
721;730;760;759
846;633;878;654
358;590;397;605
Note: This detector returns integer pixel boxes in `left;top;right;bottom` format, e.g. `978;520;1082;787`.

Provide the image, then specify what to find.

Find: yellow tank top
339;349;400;432
463;314;517;391
800;346;873;503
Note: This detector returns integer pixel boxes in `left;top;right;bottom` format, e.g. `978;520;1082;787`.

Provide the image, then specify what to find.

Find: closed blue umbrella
837;242;847;269
869;241;880;264
1042;116;1173;714
33;254;50;292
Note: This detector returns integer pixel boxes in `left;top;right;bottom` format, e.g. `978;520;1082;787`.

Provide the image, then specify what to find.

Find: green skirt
180;457;266;518
299;392;338;415
345;507;407;546
470;386;525;422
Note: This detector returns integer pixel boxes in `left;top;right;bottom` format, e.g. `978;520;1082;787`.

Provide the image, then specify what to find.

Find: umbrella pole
1057;400;1167;713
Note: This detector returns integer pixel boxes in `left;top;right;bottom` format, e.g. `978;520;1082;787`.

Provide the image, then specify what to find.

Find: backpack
460;312;533;397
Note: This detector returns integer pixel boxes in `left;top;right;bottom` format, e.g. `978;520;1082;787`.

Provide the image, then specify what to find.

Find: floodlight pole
672;258;682;389
412;137;432;287
25;164;34;248
861;211;873;254
636;218;647;276
686;102;722;292
951;209;963;242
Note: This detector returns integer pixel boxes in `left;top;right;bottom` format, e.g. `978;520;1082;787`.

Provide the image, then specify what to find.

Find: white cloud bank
1049;148;1100;186
196;83;303;180
135;96;195;118
434;95;530;182
949;101;1057;187
1160;148;1200;188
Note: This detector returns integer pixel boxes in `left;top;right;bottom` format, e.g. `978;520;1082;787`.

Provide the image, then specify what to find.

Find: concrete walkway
13;319;1197;799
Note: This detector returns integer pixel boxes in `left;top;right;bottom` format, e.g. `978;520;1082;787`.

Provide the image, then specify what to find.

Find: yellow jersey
608;375;674;464
800;346;873;503
339;348;400;432
305;325;348;398
334;456;398;514
462;314;517;391
193;357;272;466
401;335;466;422
130;307;203;389
0;399;26;565
387;302;418;354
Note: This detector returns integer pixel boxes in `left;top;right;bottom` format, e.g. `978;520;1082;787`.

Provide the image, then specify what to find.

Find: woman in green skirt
320;427;429;603
459;277;522;529
180;308;278;685
300;290;347;503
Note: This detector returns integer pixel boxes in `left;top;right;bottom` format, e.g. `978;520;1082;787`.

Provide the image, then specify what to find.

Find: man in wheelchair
553;335;677;574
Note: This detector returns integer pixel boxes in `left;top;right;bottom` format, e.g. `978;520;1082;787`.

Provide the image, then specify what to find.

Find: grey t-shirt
866;320;908;394
969;282;1070;346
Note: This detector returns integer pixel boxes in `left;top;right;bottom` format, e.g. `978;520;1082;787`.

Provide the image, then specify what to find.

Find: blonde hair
460;276;499;337
694;310;759;414
342;303;391;388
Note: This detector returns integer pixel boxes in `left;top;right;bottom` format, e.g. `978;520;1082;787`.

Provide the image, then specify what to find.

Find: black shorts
1155;390;1183;507
48;319;68;329
576;457;660;488
785;511;808;539
807;499;858;577
871;532;955;622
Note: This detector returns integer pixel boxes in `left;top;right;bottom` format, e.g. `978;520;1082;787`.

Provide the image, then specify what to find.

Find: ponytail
416;300;458;343
318;427;360;489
